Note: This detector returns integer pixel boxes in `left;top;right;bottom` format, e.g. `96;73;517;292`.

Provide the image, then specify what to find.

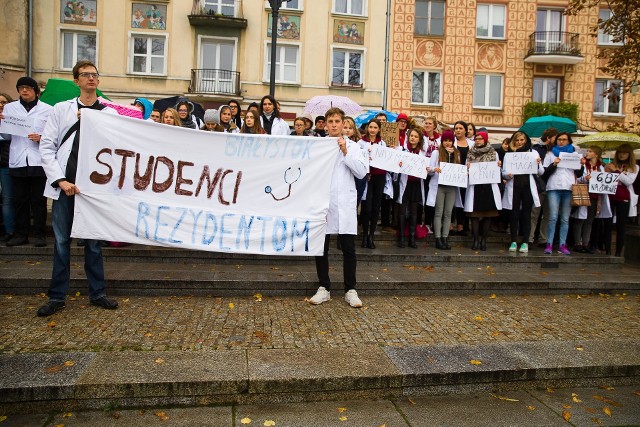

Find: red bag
403;224;429;240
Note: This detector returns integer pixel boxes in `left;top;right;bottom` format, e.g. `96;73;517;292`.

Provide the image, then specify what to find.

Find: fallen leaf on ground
407;398;416;405
489;294;496;299
603;407;612;417
240;417;252;424
491;394;519;402
112;412;121;419
155;358;164;364
339;416;348;421
0;416;6;422
122;298;130;303
584;407;597;413
144;332;153;337
263;421;276;427
228;303;235;309
474;315;483;321
253;293;263;301
382;268;388;272
546;387;554;393
591;418;602;424
254;331;269;340
63;361;74;367
423;266;435;272
563;404;571;409
539;271;548;276
54;424;64;427
75;292;81;297
553;299;558;303
491;331;501;337
271;267;279;270
572;393;582;403
48;321;57;328
562;410;571;422
469;359;482;365
634;391;640;396
337;408;347;413
527;406;535;410
576;345;584;351
154;411;169;421
598;385;614;391
592;395;622;407
62;413;72;418
46;365;63;373
404;265;416;270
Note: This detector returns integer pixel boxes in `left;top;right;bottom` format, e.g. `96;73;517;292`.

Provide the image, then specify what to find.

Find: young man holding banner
310;107;368;308
36;60;119;316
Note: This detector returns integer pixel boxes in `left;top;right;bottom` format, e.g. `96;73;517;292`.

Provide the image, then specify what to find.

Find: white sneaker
508;242;517;252
309;286;330;305
344;289;363;308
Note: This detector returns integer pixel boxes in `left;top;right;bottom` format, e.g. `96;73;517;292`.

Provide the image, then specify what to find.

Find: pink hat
441;130;455;142
396;113;409;122
476;131;489;143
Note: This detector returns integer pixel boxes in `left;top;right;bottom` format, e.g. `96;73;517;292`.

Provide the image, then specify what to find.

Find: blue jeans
0;167;15;234
48;192;106;302
546;190;572;246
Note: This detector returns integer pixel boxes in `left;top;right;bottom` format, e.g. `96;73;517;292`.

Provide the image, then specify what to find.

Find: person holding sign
426;130;463;250
501;132;544;253
603;144;638;257
1;77;52;247
310;107;368;308
358;119;388;249
395;128;426;248
570;146;610;254
452;121;474;236
541;132;579;255
465;131;501;251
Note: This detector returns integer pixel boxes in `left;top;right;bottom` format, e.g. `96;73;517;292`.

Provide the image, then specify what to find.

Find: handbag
571;183;591;207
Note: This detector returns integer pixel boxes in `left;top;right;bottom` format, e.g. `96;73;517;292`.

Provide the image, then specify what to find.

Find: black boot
480;238;487;251
408;213;418;248
368;233;376;249
471;238;479;250
409;233;417;249
361;223;369;248
397;213;406;248
442;237;451;250
435;237;444;249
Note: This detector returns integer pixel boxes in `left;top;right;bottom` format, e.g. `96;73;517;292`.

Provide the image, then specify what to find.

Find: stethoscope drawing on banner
265;167;301;201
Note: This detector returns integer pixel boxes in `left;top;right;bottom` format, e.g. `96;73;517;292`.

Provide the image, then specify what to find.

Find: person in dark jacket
0;92;15;241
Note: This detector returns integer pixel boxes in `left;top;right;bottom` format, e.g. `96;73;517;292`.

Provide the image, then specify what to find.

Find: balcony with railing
188;0;247;28
524;31;584;65
189;69;241;96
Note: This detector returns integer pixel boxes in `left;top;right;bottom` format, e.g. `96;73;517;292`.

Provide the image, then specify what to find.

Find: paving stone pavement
0;293;638;354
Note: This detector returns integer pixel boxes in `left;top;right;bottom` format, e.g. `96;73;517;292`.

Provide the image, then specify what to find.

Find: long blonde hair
612;144;638;172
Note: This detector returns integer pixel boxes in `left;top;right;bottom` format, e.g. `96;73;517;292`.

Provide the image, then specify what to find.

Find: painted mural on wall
131;3;167;30
415;39;443;68
60;0;97;25
333;20;364;45
267;14;301;40
477;43;504;71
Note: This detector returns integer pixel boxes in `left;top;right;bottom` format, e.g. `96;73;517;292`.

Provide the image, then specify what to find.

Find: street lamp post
268;0;288;97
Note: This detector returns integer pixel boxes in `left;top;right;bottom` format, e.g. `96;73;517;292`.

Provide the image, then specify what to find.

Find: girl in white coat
396;128;426;248
358;119;387;249
259;95;290;136
452;120;474;236
501;131;544;253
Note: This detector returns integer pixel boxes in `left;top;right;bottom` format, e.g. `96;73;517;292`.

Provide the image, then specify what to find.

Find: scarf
261;112;274;134
180;114;196;129
19;97;38;112
551;143;575;157
467;143;496;163
64;99;105;184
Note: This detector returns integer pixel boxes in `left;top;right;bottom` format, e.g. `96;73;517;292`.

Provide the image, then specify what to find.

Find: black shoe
37;301;66;317
6;235;28;247
1;233;13;243
585;246;595;254
435;237;444;249
90;296;118;310
367;235;375;249
34;236;47;247
361;236;367;248
471;239;479;250
408;235;417;249
397;238;406;248
442;237;451;250
480;239;487;251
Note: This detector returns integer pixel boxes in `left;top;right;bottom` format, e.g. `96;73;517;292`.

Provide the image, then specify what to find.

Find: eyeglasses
178;109;188;113
17;85;35;91
556;137;569;141
79;72;99;79
0;101;7;105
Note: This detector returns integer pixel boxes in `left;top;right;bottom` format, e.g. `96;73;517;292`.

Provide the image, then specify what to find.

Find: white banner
71;110;339;256
369;144;428;178
469;162;501;185
0;114;36;138
559;152;582;170
503;152;538;175
438;162;468;188
589;172;619;194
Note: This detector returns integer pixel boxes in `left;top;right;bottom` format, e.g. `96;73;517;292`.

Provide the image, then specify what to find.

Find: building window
598;9;623;45
334;0;365;16
265;43;299;83
533;78;560;104
476;4;506;39
61;31;97;70
265;0;302;11
415;0;445;36
473;74;503;108
130;34;167;75
204;0;236;17
412;71;441;105
594;79;622;115
331;49;363;87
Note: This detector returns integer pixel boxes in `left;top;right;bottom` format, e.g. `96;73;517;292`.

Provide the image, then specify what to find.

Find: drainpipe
382;0;391;110
27;0;33;76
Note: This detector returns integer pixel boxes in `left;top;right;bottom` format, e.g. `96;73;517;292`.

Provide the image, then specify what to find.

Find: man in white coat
36;60;118;317
309;107;368;308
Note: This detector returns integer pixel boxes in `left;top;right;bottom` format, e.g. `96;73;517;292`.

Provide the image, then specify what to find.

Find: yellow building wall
0;0;28;95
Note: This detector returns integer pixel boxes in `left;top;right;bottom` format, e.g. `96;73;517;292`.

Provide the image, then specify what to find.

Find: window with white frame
332;49;363;86
476;4;506;39
130;33;167;75
265;43;299;83
533;78;560;104
412;70;441;105
61;30;97;70
473;74;503;108
204;0;236;17
334;0;365;16
415;0;445;36
265;0;302;10
594;79;623;115
597;9;623;45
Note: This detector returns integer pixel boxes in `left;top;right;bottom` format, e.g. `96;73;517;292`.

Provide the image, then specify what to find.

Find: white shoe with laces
309;286;330;305
344;289;363;308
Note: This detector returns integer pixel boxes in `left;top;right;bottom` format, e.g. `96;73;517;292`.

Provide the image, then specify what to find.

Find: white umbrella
303;95;362;116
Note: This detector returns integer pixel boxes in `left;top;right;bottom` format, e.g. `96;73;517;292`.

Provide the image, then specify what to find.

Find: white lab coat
615;169;639;218
395;145;425;205
501;150;544;210
325;136;368;235
3;100;52;169
260;116;290;136
425;153;463;208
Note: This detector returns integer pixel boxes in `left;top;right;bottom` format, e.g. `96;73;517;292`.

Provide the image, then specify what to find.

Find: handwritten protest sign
71;110;338;256
380;122;399;147
469;162;501;185
558;152;582;170
589;172;619;194
369;144;428;179
0;114;35;138
503;152;538;175
438;162;467;188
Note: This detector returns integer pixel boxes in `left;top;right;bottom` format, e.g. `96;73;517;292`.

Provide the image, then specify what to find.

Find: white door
199;39;236;93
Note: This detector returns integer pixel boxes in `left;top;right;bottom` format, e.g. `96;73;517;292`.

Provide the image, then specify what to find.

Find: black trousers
605;200;630;255
11;175;47;238
362;174;386;235
315;234;356;292
510;184;533;242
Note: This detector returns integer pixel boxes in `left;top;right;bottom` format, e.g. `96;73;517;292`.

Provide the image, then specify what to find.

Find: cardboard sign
438;162;467;188
380;122;399;148
589;172;619;195
469;162;501;185
503;152;538;175
369;144;428;179
558;152;582;170
0;114;35;138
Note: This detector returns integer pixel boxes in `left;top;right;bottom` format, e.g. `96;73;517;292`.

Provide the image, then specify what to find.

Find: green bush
523;102;579;122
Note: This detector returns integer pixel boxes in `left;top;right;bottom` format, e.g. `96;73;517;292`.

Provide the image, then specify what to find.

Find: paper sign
369;144;428;179
70;109;339;256
438;162;467;188
589;172;619;194
469;162;501;185
0;114;35;138
558;152;582;170
380;122;399;147
503;152;538;175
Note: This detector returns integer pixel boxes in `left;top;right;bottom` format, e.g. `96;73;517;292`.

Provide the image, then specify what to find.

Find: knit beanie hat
16;76;40;95
441;130;455;142
204;109;220;124
476;131;489;143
